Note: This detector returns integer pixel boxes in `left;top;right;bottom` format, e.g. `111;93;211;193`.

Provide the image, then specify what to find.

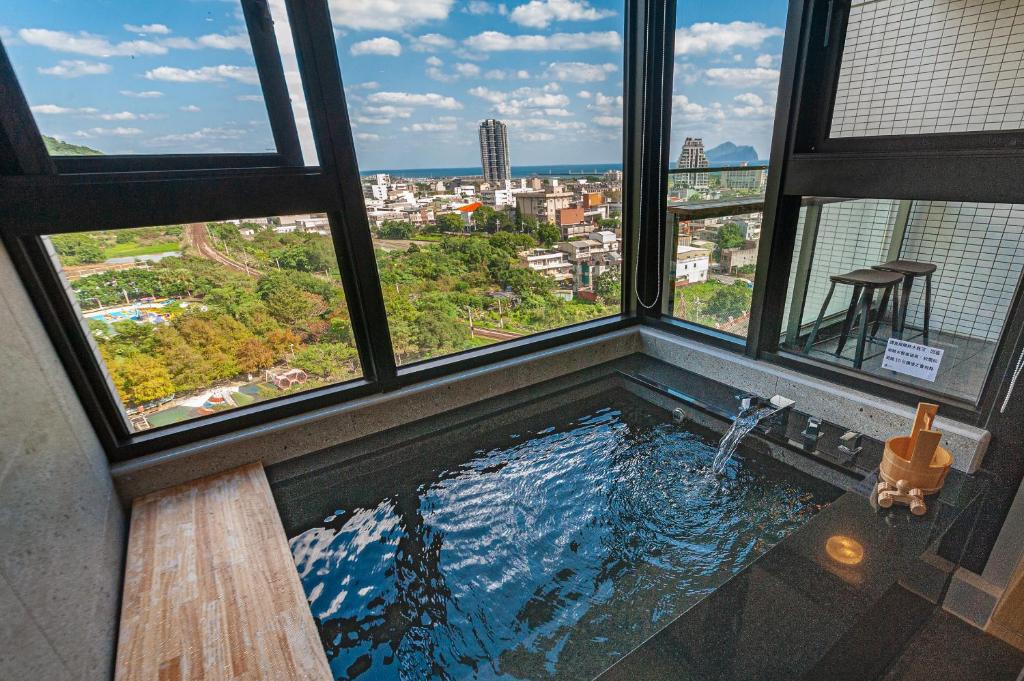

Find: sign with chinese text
881;338;944;382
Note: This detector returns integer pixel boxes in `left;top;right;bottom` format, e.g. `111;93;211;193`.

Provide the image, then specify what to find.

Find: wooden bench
114;463;332;681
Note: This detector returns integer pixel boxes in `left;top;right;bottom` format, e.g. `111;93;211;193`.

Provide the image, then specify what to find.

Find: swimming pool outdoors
272;383;841;681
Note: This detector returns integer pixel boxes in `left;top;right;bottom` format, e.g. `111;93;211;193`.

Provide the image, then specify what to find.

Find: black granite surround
270;355;1020;681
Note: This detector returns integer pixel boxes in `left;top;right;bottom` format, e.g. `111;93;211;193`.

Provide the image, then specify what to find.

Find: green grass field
103;240;181;258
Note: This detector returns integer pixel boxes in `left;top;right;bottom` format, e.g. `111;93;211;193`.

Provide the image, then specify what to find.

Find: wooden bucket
879;403;953;495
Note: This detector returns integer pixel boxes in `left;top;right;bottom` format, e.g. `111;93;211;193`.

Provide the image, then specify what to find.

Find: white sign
881;338;944;382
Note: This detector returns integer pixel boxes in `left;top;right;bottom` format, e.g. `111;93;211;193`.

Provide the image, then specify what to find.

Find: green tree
50;233;104;264
715;223;746;250
705;281;751;321
377;220;416;239
472;205;496;232
292;342;358;378
594;270;621;302
109;354;176;405
434;213;464;233
536;222;561;247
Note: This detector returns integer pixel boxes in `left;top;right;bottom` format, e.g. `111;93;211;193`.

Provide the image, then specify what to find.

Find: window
662;0;786;336
780;198;1024;403
47;215;361;432
325;0;625;365
830;0;1024;139
5;0;308;161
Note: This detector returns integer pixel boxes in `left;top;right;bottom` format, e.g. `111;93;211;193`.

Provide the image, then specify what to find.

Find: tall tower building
479;119;511;183
677;137;709;189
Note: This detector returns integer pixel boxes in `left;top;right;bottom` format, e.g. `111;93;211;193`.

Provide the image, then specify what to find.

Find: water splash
711;406;779;474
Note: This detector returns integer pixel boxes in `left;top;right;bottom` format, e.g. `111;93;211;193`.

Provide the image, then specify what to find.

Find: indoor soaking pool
272;384;841;681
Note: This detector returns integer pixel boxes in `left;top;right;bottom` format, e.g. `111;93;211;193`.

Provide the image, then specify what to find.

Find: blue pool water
278;389;838;680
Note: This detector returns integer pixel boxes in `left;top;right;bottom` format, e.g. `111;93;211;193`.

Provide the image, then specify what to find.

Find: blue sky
2;0;787;167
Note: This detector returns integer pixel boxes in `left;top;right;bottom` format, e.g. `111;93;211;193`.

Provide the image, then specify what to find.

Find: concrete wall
0;241;125;681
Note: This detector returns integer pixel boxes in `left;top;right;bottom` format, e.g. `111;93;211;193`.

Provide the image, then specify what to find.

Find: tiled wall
797;200;900;325
831;0;1024;137
900;202;1024;342
0;241;125;681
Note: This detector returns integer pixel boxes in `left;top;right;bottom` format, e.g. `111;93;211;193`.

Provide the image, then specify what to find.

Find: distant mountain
42;135;103;156
705;142;759;165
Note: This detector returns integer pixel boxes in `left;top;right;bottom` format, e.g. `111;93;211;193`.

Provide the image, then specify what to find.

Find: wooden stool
871;260;937;344
803;268;904;369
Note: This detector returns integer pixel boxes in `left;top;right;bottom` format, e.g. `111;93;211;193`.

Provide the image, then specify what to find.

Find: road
186;223;261;276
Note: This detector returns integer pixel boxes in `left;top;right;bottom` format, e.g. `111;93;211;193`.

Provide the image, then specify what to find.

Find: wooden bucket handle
908;403;939;457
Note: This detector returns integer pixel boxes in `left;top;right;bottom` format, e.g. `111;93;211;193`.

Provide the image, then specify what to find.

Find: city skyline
4;0;785;167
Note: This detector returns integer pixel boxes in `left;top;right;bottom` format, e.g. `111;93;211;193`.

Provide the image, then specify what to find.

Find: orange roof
457;201;483;212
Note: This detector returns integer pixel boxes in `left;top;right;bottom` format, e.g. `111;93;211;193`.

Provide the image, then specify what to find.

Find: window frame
0;0;645;462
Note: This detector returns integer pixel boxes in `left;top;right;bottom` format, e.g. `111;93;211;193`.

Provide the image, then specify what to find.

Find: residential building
519;248;573;285
720;242;759;273
722;163;767;191
675;245;710;284
515;190;573;224
677;137;709;189
556;231;621;291
556;206;586;239
479;119;511;183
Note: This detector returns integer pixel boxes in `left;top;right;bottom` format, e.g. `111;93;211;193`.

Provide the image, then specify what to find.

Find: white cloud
180;104;202;112
356;81;381;89
328;0;453;31
147;127;246;145
124;23;171;35
509;0;615;28
464;30;621;51
350;37;402;56
30;104;99;115
755;53;776;68
543;61;616;83
405;121;458;132
675;22;783;55
411;33;456;52
97;111;139;121
469;84;570;115
145;65;260;84
592;115;622;127
520;131;555;142
355;115;393;125
588;91;622;112
167;33;252;51
731;92;774;118
671;94;724;122
368;91;463;109
503;117;585;131
426;56;444;67
355;132;381;141
121;89;163;98
364;105;412;118
74;126;143;138
37;60;112;78
704;66;780;87
465;1;495;14
19;28;167;57
236;94;264;101
483;68;531;80
455;62;481;76
577;90;592;98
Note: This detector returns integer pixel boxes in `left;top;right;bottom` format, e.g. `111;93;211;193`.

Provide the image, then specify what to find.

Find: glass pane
831;0;1024;138
46;215;361;432
780;198;1024;403
326;0;624;366
4;1;286;155
663;0;786;335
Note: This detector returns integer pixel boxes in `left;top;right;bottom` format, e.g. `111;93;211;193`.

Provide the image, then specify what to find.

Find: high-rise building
677;137;709;189
479;119;510;183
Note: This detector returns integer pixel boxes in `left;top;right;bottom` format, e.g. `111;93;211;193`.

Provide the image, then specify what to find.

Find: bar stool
803;268;904;369
871;260;936;344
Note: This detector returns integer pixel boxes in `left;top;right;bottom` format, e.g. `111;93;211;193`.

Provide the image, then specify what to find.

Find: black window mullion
243;0;304;166
0;40;52;176
283;0;397;385
747;0;815;359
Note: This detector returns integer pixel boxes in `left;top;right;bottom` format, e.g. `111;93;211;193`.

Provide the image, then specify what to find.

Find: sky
2;0;787;169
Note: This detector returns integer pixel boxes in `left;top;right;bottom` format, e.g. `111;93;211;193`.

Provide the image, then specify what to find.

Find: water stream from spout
712;405;780;474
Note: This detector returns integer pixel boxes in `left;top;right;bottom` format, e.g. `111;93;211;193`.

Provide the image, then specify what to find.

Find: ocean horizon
360;160;768;179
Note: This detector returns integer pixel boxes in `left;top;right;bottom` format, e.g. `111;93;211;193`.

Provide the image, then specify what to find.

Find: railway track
186;223;261;276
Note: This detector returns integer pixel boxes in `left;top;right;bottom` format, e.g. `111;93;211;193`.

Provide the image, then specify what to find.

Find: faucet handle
735;393;756;411
802;416;823;442
839;430;863;456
